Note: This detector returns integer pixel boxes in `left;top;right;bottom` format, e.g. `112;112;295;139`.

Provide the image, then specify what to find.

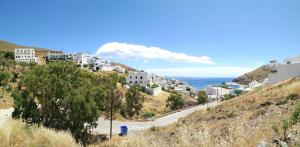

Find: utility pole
216;87;219;101
110;89;114;139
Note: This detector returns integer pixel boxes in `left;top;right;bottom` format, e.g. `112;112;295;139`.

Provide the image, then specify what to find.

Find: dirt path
93;101;219;134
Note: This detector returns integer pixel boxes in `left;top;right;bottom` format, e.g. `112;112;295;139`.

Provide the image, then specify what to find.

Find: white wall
126;72;149;87
14;48;39;63
268;63;300;84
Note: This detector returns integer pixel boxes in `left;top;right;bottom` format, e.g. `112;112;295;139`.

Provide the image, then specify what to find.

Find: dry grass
142;91;171;114
0;119;79;147
101;78;300;147
0;90;14;109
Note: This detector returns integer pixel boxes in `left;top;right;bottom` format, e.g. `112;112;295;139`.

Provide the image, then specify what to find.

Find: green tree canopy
166;92;184;110
124;85;144;118
12;62;107;144
197;90;208;104
0;71;10;94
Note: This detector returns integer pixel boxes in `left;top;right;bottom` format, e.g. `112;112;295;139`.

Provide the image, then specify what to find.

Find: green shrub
286;93;299;100
223;94;235;101
271;124;279;136
151;84;159;88
166;92;184;110
290;102;300;125
197;90;208;104
142;112;155;119
150;126;160;132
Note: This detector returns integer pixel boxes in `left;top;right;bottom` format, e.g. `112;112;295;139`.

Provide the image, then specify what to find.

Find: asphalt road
92;101;218;135
0;101;219;135
0;108;14;127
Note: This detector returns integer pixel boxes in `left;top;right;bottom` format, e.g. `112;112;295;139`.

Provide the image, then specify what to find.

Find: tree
197;90;208;104
98;73;123;139
12;62;105;145
0;71;10;95
124;85;144;118
166;92;184;110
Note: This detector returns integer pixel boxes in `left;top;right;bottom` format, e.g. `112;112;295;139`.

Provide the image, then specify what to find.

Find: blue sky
0;0;300;77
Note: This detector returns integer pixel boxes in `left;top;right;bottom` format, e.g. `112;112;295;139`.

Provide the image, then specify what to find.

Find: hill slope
0;40;56;56
233;65;272;85
102;78;300;147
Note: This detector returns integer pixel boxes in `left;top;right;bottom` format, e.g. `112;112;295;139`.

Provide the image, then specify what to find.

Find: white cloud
96;42;213;64
145;66;254;77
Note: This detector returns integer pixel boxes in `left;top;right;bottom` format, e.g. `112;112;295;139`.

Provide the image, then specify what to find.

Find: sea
173;77;235;90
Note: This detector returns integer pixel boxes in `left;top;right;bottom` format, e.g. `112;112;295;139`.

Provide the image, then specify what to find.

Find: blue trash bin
120;126;128;136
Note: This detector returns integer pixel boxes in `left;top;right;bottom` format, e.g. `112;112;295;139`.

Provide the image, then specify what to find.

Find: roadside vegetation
102;78;300;146
166;92;184;110
0;119;79;147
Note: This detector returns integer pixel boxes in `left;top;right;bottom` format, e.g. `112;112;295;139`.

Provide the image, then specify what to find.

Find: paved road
93;101;218;134
0;102;219;135
0;108;14;127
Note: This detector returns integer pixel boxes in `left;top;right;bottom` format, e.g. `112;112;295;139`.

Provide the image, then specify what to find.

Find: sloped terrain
101;78;300;147
0;40;56;56
233;65;272;85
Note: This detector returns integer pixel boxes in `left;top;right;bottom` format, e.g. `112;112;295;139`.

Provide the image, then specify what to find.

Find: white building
14;48;39;63
268;62;300;84
73;53;92;67
284;55;300;64
93;59;111;66
248;80;261;89
146;86;162;96
204;86;232;102
113;66;126;73
126;71;150;87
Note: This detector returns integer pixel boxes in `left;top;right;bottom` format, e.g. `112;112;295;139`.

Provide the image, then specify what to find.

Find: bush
150;126;160;132
271;124;279;136
290;102;300;125
166;92;184;110
223;94;235;101
286;93;299;100
197;90;208;104
142;112;155;119
151;84;159;88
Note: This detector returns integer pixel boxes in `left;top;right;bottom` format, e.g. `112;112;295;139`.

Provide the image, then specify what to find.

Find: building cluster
14;48;126;73
126;71;166;96
126;71;197;96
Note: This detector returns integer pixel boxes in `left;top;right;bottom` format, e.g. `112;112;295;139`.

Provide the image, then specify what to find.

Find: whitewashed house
204;86;232;102
248;80;261;89
113;66;126;73
284;55;300;64
14;48;39;63
73;53;92;67
126;71;150;87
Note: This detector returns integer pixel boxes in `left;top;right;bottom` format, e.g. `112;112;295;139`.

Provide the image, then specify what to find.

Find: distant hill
0;40;58;57
111;61;137;72
233;65;272;85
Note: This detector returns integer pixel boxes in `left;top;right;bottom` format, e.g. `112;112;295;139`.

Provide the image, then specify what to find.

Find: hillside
0;40;57;57
111;61;137;72
233;65;272;85
102;78;300;146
